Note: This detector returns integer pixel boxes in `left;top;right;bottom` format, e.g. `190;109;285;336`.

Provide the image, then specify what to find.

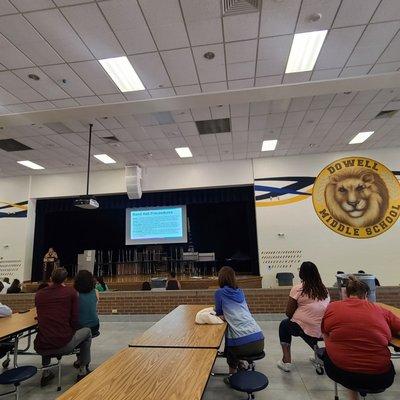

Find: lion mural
325;167;389;228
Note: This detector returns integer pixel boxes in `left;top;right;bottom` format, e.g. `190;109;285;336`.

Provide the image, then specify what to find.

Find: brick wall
0;286;398;314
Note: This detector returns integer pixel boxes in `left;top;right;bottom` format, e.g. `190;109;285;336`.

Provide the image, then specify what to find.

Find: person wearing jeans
277;261;330;372
34;267;92;386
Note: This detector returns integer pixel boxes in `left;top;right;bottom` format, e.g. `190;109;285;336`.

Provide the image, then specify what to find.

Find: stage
23;274;262;293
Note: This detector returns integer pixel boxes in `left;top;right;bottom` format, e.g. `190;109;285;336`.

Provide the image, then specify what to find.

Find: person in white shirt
1;279;10;294
0;283;11;317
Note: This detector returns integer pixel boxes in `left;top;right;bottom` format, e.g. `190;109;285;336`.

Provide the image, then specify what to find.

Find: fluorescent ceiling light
175;147;193;158
262;139;278;151
285;30;328;73
99;56;145;92
349;131;374;144
94;154;116;164
17;160;44;170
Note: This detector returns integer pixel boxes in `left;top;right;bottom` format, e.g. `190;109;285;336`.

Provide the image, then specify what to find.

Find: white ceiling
0;0;400;176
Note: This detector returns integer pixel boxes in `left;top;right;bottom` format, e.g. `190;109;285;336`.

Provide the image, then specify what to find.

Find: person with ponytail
322;275;400;400
277;261;330;372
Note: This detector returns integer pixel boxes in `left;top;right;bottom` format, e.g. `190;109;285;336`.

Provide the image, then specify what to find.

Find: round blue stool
229;370;269;400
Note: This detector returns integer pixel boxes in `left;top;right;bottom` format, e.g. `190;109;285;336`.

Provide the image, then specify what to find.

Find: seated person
34;268;92;386
6;279;21;294
0;286;12;359
1;278;10;294
37;282;49;291
278;261;330;372
322;276;400;400
166;271;181;290
332;271;344;288
214;266;264;383
95;276;108;292
0;283;12;317
74;270;100;337
141;282;151;291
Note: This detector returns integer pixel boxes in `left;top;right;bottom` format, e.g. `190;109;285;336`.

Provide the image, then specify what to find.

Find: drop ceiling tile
372;0;400;23
42;64;94;98
257;35;292;76
0;33;34;69
61;3;124;59
0;1;17;15
99;94;126;103
231;116;249;131
226;39;257;64
339;103;366;121
170;110;192;123
227;62;255;80
168;137;187;147
340;65;371;77
311;68;341;81
138;0;189;50
52;98;79;108
128;52;172;89
284;111;306;127
175;85;201;94
191;107;212;121
230;103;249;117
315;26;365;69
110;128;137;141
333;0;380;28
6;104;33;113
351;90;379;105
12;0;54;12
0;86;21;105
319;107;344;124
192;44;226;83
260;0;300;37
161;48;198;86
0;71;45;102
70;61;118;95
99;0;156;54
201;135;218;147
149;87;176;98
255;75;283;86
283;72;312;83
232;131;248;144
123;91;151;100
347;21;400;67
13;68;69;100
28;101;56;110
210;105;229;119
370;62;400;74
250;101;270;115
0;15;64;65
289;97;313;112
271;99;291;113
186;19;223;46
296;0;342;33
228;79;254;89
223;13;259;42
309;94;335;109
184;135;202;147
378;31;400;63
201;82;227;92
75;96;103;106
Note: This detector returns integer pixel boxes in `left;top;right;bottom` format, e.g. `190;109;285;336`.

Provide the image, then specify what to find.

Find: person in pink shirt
277;261;330;372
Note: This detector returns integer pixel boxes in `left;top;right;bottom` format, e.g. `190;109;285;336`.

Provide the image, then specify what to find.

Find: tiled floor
8;320;400;399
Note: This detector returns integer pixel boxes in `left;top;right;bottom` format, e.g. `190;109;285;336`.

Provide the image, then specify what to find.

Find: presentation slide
125;206;188;245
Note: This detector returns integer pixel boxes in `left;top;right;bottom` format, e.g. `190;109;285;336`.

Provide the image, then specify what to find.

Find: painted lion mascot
325;167;389;228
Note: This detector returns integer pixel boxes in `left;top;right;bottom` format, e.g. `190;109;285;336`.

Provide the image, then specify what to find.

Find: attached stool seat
229;371;269;400
0;366;37;399
240;351;265;371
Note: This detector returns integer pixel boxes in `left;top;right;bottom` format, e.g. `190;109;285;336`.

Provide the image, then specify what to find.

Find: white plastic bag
195;307;224;325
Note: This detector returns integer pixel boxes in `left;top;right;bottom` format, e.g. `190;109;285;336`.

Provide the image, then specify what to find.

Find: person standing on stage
43;247;59;281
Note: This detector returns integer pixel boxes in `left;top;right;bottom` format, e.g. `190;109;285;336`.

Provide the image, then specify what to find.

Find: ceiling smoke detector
308;13;322;22
203;52;215;60
28;74;40;81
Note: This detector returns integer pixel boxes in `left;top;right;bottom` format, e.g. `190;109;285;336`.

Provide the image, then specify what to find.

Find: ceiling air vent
196;118;231;135
43;122;73;134
375;109;398;119
0;139;32;152
222;0;261;16
103;136;120;143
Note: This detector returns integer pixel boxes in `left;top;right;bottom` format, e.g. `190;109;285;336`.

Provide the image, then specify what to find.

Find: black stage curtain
32;186;258;281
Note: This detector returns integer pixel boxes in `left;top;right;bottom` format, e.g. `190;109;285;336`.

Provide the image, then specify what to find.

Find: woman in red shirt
322;276;400;400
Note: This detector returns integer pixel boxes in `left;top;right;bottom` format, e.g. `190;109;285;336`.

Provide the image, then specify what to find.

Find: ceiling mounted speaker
125;165;142;200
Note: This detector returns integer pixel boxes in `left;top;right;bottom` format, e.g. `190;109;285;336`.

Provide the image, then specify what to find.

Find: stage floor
24;274;262;292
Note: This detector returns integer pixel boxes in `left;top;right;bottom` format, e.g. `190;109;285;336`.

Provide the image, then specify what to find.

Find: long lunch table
129;304;226;349
377;302;400;349
58;345;217;400
0;308;37;367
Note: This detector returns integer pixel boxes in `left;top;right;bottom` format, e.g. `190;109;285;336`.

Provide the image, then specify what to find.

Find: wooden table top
129;304;226;348
57;347;216;400
0;308;37;340
377;303;400;348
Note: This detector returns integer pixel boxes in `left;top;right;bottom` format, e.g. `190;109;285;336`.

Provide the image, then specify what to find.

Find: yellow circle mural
312;156;400;238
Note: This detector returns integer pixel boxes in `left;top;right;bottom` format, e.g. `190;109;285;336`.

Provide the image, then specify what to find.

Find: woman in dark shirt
7;279;21;294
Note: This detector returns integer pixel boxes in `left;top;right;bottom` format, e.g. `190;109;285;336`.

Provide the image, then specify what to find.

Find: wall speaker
125;165;142;199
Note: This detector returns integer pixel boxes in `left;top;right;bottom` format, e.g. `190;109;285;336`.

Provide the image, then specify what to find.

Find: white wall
0;176;30;281
254;148;400;287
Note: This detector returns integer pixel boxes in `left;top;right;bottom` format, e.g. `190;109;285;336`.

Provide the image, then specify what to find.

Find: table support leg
13;336;19;368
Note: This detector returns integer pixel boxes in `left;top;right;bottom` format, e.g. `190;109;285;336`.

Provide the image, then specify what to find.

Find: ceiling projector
73;196;99;210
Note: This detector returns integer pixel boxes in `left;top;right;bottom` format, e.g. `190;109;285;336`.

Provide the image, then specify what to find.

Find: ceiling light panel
17;160;45;170
175;147;193;158
99;56;145;92
262;139;278;151
349;131;374;144
94;154;116;164
286;30;328;73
